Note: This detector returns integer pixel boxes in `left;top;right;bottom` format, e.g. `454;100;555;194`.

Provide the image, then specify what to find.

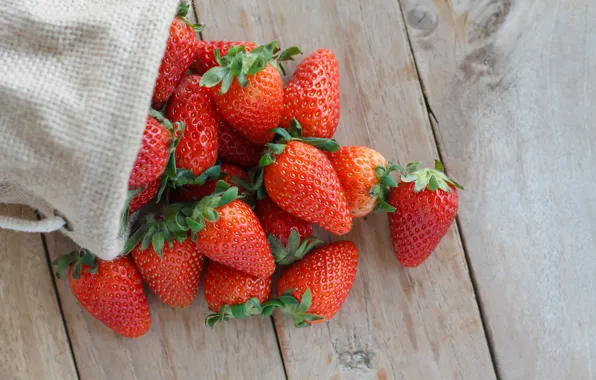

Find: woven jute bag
0;0;180;260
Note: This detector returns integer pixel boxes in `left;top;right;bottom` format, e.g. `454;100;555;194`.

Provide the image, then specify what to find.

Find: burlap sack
0;0;180;260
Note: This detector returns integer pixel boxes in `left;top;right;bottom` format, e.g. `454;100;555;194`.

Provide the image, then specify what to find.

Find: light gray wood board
400;0;596;379
196;0;496;379
0;205;78;380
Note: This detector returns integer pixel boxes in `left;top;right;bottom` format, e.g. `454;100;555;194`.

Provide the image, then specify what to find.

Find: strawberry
255;197;321;265
152;3;202;106
128;116;171;188
327;146;402;218
260;120;352;235
280;49;340;138
203;261;272;327
274;241;359;327
53;251;151;338
128;179;160;214
166;75;218;177
196;198;274;277
200;41;301;144
130;222;204;308
217;117;263;168
191;41;257;75
171;164;247;202
387;161;463;267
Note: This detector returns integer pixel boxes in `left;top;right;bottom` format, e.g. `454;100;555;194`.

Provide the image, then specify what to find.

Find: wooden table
1;1;594;379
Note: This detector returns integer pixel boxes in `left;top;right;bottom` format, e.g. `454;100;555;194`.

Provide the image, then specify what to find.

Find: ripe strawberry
280;49;340;138
128;116;171;188
387;161;463;267
152;3;201;106
131;229;204;308
53;251;151;338
200;41;300;144
171;164;247;202
275;241;359;326
217;117;263;168
204;261;272;327
191;41;257;75
327;146;402;218
196;199;274;277
166;75;218;177
128;179;160;214
255;197;312;245
255;197;321;265
261;120;352;235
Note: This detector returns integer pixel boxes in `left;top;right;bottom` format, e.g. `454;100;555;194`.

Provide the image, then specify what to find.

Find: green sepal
399;160;464;193
119;187;143;235
276;46;302;76
370;160;403;213
265;288;325;328
200;40;283;94
51;249;98;280
268;230;323;265
205;297;266;328
176;2;204;32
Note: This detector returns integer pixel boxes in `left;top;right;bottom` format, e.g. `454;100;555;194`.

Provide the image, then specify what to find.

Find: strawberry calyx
176;2;205;32
124;181;240;254
259;118;340;167
264;288;325;328
267;230;323;265
52;249;98;279
200;40;301;94
205;297;269;328
229;166;266;203
370;162;404;213
401;160;464;193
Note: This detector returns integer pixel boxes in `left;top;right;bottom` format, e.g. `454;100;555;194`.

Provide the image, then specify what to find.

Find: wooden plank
196;0;496;379
0;205;78;380
44;230;286;380
400;0;596;379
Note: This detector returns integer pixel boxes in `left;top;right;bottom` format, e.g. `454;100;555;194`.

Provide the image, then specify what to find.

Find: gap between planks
394;0;501;378
36;212;82;380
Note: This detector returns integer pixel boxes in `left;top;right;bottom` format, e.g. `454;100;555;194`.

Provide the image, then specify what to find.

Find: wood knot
406;6;438;37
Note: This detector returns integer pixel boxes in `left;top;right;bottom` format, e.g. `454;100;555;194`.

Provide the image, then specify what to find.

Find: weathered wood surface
196;0;495;379
400;0;596;379
0;205;77;380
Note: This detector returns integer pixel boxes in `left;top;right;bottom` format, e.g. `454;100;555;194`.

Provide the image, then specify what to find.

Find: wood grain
43;229;286;380
0;205;77;380
196;0;495;379
400;0;596;379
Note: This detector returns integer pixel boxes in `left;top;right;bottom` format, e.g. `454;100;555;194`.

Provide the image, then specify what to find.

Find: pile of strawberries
53;3;463;338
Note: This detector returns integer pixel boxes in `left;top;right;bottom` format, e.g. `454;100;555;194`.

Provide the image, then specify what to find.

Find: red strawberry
53;251;151;338
327;146;401;218
280;49;340;138
128;179;160;214
387;161;463;267
255;197;321;265
128;116;171;188
203;261;271;327
196;199;274;277
255;197;312;245
171;164;247;202
275;241;359;326
217;117;263;168
166;75;218;177
200;41;300;144
152;4;201;106
131;232;204;308
261;121;352;235
191;41;257;75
